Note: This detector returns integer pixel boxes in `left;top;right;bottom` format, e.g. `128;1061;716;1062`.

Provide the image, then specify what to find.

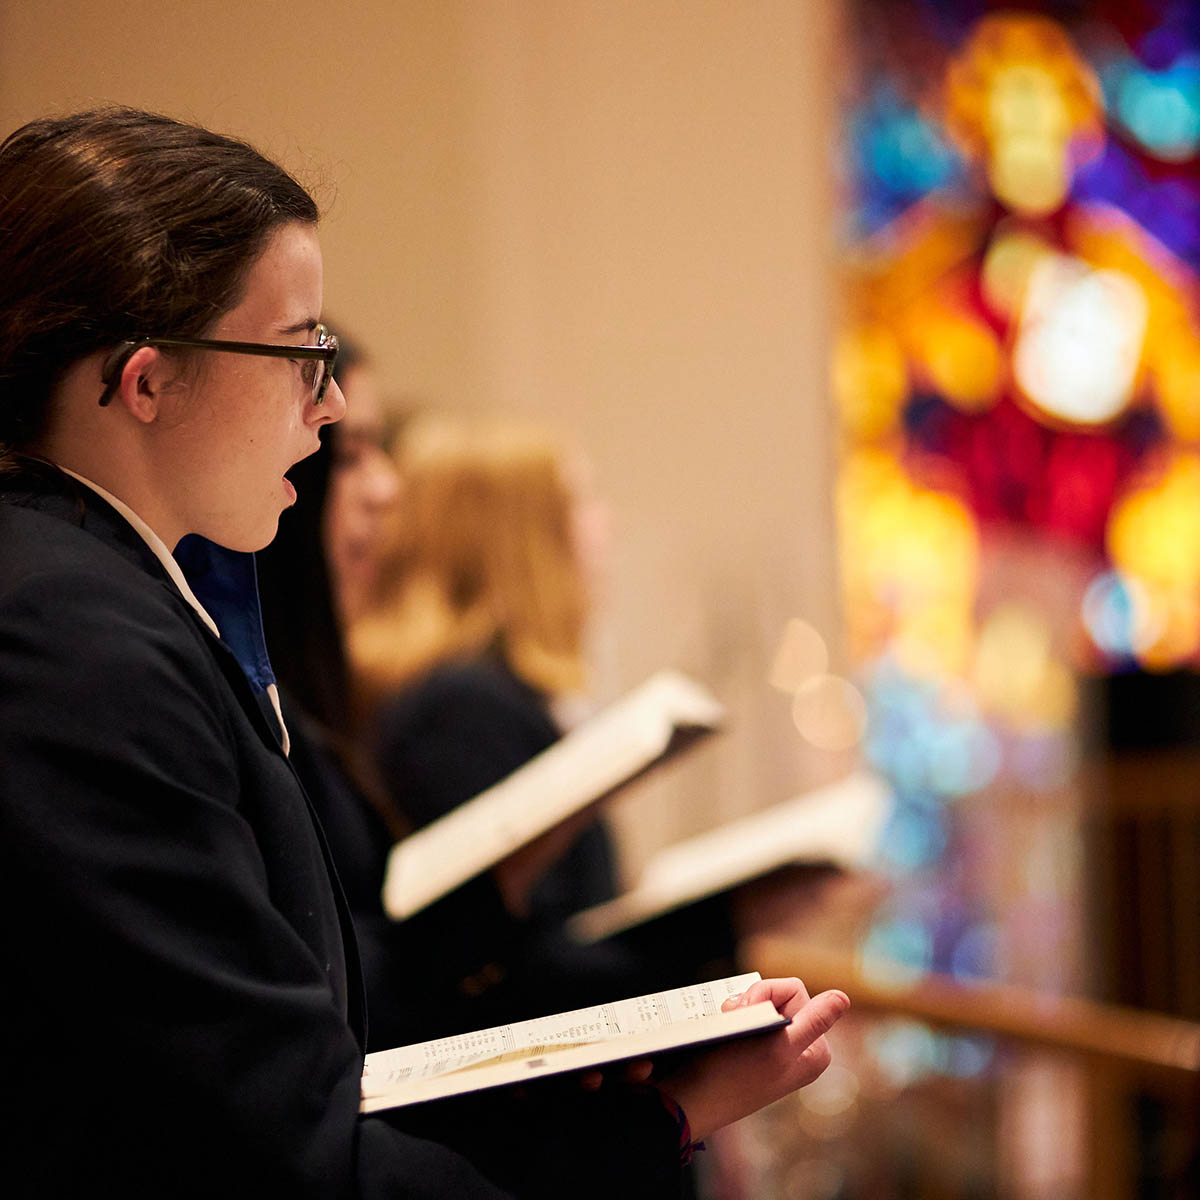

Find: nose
313;377;347;425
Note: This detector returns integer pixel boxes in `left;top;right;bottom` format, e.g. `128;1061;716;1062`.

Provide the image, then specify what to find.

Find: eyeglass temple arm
98;341;145;407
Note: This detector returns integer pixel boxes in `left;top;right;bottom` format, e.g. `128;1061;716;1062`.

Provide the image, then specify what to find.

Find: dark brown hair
0;106;318;448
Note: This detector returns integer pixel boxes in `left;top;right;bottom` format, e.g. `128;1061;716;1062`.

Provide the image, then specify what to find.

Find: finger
781;989;850;1052
736;977;813;1018
579;1070;604;1091
794;1035;833;1085
624;1059;654;1084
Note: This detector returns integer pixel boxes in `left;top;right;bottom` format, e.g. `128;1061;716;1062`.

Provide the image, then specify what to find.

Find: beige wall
0;0;846;872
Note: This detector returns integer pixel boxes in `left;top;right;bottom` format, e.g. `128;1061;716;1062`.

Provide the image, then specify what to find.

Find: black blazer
0;467;680;1199
373;654;618;922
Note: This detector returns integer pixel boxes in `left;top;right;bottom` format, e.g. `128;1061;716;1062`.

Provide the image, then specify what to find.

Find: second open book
360;972;785;1113
381;670;725;920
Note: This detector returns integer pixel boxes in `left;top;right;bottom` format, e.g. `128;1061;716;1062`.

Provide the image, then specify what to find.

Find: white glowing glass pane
1013;256;1148;425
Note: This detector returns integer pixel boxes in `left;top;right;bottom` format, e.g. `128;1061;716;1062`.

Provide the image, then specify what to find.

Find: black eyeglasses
99;323;340;407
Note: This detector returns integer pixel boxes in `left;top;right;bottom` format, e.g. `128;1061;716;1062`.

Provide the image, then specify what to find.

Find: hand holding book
657;977;851;1142
360;971;851;1141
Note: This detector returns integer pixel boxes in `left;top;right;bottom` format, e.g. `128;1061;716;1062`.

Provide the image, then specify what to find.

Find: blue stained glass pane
1073;140;1200;268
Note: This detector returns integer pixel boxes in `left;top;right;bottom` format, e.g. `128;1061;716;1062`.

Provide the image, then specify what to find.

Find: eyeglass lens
306;325;334;404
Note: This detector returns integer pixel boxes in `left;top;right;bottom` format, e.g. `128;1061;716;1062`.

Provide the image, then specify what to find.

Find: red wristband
654;1089;706;1166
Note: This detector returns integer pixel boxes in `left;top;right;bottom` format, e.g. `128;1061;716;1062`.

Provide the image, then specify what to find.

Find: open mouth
283;438;324;504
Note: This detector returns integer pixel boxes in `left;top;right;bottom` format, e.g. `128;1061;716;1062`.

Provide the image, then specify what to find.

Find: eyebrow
277;318;319;337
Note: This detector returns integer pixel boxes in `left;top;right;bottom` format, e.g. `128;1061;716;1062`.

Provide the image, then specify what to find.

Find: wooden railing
746;933;1200;1199
746;933;1200;1080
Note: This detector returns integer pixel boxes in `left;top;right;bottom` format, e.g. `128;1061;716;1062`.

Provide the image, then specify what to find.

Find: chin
212;518;283;555
249;519;284;552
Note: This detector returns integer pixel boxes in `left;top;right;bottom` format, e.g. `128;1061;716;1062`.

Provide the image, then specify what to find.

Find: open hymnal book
381;669;725;920
360;972;783;1113
568;770;892;944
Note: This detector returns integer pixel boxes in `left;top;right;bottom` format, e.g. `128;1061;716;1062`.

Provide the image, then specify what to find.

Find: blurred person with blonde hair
351;414;620;938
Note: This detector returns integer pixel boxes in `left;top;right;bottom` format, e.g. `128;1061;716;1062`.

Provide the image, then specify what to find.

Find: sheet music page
362;972;760;1090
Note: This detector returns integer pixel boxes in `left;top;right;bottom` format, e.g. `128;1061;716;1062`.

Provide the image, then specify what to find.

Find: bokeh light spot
950;921;1001;982
865;1019;939;1089
1115;59;1200;162
982;227;1054;319
833;323;909;440
938;1033;996;1079
769;618;829;694
876;804;947;873
972;604;1078;732
1153;332;1200;442
792;674;869;751
916;311;1003;413
860;917;933;987
1081;570;1158;659
798;1064;861;1118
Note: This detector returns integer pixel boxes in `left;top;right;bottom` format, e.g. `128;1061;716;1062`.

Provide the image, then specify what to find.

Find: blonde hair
350;416;589;710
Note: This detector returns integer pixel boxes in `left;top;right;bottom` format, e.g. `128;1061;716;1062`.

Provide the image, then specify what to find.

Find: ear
109;345;170;424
